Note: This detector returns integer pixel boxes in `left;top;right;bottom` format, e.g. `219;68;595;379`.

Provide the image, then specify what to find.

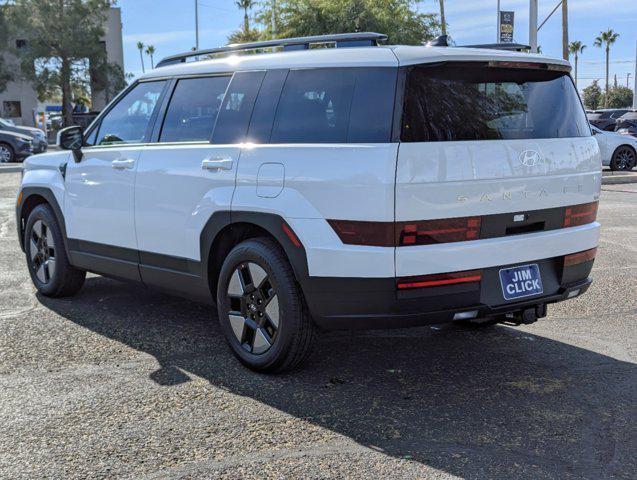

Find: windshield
0;118;13;128
401;63;590;142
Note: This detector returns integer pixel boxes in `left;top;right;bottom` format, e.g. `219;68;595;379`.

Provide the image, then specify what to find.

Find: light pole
496;0;501;43
634;40;637;109
195;0;200;50
529;0;538;53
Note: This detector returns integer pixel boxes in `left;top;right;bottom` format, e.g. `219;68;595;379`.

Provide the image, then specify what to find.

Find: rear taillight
563;202;598;228
326;220;394;247
564;248;597;267
397;269;482;290
397;217;481;246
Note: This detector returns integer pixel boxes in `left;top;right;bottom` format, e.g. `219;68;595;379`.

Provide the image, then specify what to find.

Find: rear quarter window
401;63;590;142
269;67;396;144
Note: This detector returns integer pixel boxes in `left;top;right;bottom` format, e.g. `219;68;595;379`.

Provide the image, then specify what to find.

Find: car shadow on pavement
38;276;636;479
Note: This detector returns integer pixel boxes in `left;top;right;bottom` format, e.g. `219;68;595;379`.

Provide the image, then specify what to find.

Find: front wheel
24;204;86;297
216;238;315;373
0;143;14;163
610;146;636;171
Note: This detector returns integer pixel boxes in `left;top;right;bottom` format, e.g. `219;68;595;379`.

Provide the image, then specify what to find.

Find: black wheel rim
29;220;56;284
226;262;279;355
615;148;635;170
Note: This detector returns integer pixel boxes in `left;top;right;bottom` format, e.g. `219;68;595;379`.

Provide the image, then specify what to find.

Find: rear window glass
401;64;590;142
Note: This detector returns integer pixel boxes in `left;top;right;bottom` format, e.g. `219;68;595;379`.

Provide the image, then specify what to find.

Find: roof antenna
426;35;450;47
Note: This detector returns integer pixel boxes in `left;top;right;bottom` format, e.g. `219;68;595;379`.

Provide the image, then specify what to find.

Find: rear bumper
304;256;594;330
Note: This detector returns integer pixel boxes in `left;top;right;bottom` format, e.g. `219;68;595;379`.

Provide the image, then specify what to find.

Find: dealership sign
499;11;514;43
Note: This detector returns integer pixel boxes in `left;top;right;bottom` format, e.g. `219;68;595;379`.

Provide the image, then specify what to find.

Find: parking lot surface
0;171;635;479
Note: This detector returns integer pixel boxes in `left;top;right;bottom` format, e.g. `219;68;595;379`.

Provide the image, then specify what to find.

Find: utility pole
561;0;568;60
529;0;538;53
195;0;200;50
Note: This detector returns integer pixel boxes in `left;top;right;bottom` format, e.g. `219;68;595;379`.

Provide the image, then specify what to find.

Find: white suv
16;33;601;372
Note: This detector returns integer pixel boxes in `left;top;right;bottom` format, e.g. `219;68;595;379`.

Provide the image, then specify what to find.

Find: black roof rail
462;43;531;52
156;32;388;68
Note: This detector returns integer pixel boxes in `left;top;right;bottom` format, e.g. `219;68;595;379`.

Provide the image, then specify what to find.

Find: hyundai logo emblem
519;150;544;167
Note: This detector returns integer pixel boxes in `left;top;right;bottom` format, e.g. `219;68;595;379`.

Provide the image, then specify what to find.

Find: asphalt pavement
0;172;635;479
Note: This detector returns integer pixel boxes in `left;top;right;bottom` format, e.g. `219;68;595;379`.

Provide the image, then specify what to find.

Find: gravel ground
0;171;635;479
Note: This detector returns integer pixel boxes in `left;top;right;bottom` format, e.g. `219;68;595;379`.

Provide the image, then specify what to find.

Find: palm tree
145;45;156;69
594;29;620;107
568;41;586;88
235;0;254;34
437;0;446;36
136;41;145;73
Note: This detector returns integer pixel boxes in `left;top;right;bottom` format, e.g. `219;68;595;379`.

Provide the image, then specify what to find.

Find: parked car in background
0;118;48;154
587;108;632;131
614;111;637;138
591;125;637;171
0;130;33;162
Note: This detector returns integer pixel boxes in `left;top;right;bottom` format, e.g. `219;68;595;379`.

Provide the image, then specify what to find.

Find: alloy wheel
0;145;12;163
29;220;56;284
615;147;635;170
226;262;279;354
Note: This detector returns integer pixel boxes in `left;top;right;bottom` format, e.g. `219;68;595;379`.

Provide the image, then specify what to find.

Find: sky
118;0;637;93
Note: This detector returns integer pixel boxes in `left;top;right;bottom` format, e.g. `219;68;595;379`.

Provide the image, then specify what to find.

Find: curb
601;172;637;185
0;165;23;174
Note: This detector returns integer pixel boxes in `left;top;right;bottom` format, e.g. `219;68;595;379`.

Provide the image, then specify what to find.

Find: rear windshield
401;63;590;142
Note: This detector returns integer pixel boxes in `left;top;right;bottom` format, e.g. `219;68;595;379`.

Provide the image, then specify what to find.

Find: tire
0;143;14;163
216;238;316;373
609;146;636;171
24;204;86;297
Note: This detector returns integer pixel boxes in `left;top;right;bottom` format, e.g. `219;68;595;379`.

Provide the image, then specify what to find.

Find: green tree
568;40;586;88
582;79;603;110
594;29;620;107
9;0;116;126
0;5;13;92
606;85;633;109
145;45;156;69
256;0;439;45
236;0;254;34
137;41;146;73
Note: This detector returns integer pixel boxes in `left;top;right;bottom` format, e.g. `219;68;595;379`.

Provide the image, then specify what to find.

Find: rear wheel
217;238;315;373
609;146;636;171
0;143;14;163
24;204;86;297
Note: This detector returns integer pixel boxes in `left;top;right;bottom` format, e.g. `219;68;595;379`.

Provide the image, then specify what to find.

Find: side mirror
57;126;84;162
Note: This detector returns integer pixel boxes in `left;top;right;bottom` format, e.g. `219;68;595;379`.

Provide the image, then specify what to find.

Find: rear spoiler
426;35;531;53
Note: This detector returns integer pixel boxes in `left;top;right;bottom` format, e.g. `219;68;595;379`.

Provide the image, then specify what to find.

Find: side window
348;68;397;143
212;70;265;144
84;125;98;147
271;68;356;143
247;69;288;143
95;81;166;146
160;76;230;143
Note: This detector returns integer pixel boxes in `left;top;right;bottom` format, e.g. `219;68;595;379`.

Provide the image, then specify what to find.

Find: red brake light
563;202;598;228
397;217;481;246
397;269;482;290
564;248;597;267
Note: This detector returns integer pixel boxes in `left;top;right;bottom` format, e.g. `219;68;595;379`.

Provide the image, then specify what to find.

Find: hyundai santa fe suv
16;33;601;372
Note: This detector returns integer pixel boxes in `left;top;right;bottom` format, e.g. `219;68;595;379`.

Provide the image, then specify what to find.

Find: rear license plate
499;264;543;301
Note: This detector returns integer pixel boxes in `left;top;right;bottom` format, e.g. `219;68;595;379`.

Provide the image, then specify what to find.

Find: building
0;7;124;128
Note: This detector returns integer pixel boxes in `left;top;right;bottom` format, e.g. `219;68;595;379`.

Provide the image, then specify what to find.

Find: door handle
202;157;233;171
111;159;135;170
